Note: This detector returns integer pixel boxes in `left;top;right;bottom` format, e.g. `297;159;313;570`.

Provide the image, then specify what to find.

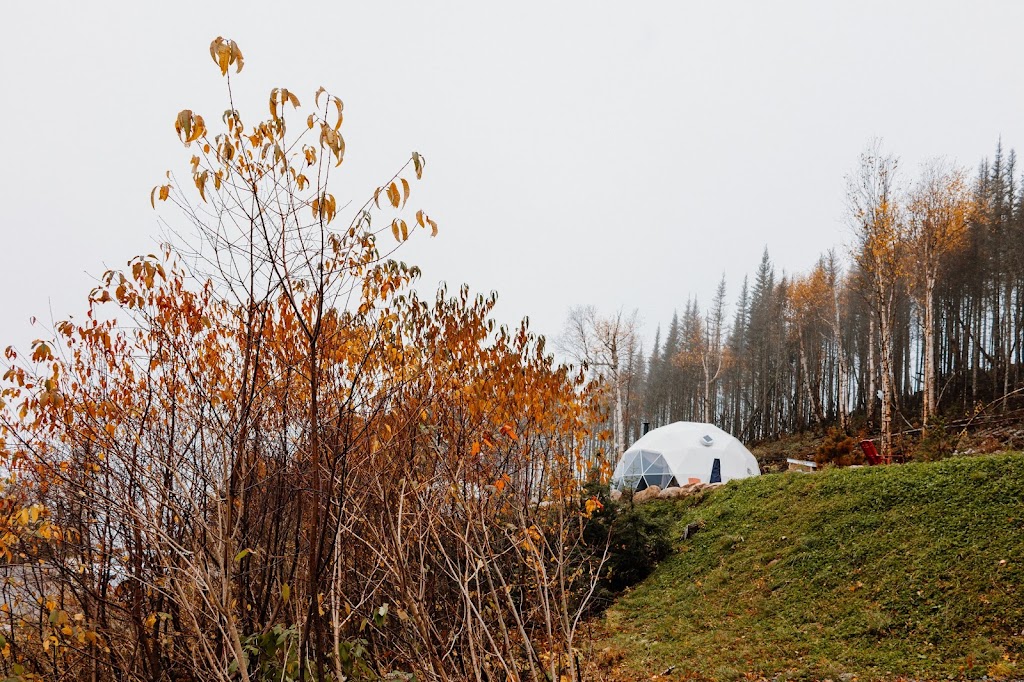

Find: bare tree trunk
868;316;877;430
703;366;712;424
1003;281;1013;411
923;274;936;427
879;287;896;460
613;379;625;459
828;257;850;431
797;329;824;425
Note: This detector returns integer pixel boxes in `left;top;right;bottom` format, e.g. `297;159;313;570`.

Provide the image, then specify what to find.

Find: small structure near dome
611;421;760;491
786;457;818;473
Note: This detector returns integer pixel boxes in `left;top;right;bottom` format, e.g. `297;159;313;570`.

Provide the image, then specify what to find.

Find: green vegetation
595;453;1024;681
582;483;679;612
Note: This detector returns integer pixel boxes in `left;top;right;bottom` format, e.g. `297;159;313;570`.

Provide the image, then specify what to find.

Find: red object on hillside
859;439;884;465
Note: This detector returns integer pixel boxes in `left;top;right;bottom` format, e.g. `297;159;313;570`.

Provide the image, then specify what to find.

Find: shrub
914;416;955;461
815;427;864;467
582;482;674;611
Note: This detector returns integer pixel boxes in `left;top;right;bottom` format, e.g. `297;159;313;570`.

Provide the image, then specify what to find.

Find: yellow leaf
209;37;243;76
324;193;336;223
269;89;279;119
334;132;345;166
175;110;192;141
189;114;206;143
175;110;205;146
333;97;344;130
400;178;410;208
194;170;209;202
391;220;400;242
231;41;244;73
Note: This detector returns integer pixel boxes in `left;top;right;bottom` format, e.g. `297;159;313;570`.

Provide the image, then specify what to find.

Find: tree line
569;141;1024;462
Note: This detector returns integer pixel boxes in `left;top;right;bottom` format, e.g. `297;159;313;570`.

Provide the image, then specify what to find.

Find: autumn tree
907;160;973;426
848;143;906;459
0;38;608;682
787;266;829;426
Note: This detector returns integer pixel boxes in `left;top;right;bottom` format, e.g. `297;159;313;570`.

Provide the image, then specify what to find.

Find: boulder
633;485;662;504
658;486;688;499
609;488;622;502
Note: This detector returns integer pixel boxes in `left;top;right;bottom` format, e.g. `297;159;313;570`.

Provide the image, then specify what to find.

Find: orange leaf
500;423;518;441
333;97;344;130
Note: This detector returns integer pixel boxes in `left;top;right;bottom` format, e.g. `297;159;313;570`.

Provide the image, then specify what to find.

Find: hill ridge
594;453;1024;681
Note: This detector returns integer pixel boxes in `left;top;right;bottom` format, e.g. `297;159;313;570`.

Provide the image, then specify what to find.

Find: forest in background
567;142;1024;463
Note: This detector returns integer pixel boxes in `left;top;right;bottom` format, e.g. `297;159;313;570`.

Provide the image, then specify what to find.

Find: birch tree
559;306;641;460
848;143;907;459
908;161;973;427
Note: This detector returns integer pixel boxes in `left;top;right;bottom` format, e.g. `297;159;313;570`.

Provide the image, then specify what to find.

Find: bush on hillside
815;427;864;467
914;416;954;461
582;482;675;613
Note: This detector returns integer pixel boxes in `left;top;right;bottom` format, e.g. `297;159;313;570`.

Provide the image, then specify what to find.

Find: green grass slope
596;453;1024;681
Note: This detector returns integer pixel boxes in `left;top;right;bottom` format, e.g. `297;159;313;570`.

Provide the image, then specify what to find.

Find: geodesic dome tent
611;421;760;491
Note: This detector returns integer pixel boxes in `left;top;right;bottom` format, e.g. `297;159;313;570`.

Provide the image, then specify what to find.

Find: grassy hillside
593;453;1024;681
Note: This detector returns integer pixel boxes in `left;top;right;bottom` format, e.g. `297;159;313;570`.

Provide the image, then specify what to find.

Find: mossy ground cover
592;453;1024;681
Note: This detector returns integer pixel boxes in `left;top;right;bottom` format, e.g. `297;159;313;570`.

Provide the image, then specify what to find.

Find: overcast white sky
2;1;1023;354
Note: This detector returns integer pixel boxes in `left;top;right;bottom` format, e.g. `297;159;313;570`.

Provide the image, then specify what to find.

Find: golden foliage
0;37;599;682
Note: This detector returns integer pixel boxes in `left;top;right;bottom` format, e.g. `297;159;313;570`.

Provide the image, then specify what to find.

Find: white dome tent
611;421;760;491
